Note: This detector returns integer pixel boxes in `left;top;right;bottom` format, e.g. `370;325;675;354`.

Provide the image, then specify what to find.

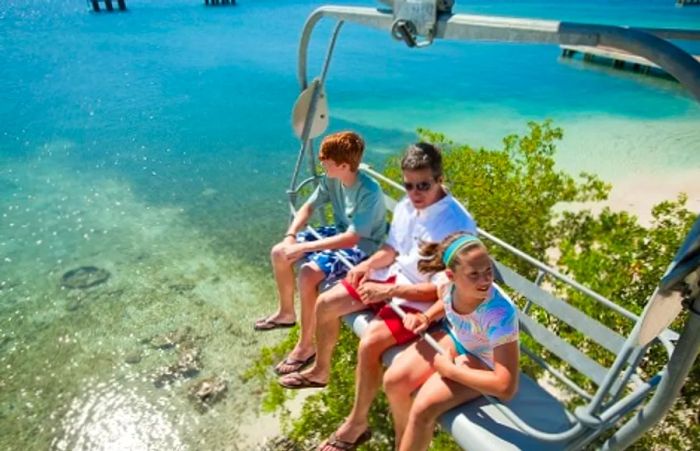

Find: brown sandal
274;353;316;375
320;429;372;450
278;372;327;390
253;317;296;331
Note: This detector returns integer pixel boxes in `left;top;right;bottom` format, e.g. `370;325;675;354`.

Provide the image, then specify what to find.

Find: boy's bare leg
276;263;325;373
319;320;396;451
265;240;297;324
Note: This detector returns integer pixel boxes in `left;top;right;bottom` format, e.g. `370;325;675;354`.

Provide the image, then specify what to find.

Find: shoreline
564;167;700;226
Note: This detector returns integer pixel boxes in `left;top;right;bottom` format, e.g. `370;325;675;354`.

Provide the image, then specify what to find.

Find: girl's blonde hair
417;231;486;274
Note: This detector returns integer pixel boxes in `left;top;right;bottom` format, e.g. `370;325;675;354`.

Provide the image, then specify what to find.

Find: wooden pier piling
89;0;126;12
204;0;236;5
560;45;700;78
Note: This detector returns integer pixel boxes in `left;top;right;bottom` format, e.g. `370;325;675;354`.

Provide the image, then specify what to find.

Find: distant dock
560;45;700;77
676;0;700;6
88;0;126;12
204;0;236;5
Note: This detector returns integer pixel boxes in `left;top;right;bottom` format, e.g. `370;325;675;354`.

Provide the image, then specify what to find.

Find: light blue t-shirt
441;280;519;369
306;171;386;255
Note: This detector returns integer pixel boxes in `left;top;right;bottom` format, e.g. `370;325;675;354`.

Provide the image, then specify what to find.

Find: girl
383;232;520;451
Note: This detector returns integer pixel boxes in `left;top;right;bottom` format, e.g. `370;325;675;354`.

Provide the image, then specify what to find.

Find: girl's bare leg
399;362;481;451
383;332;448;447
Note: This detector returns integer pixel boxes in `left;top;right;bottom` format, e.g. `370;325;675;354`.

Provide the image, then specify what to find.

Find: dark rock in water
66;298;83;311
0;178;19;192
124;351;142;365
258;436;305;451
153;345;201;388
149;326;193;350
61;266;110;289
188;376;228;413
169;281;196;294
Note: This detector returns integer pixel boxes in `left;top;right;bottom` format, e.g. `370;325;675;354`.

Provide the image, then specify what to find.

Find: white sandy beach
586;168;700;226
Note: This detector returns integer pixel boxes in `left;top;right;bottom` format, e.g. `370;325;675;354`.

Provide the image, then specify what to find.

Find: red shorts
340;277;421;345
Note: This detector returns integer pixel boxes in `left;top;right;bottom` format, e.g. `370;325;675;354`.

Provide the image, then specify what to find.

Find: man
278;142;477;451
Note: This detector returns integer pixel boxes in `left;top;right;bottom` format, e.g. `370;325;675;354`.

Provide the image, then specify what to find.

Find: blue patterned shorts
296;226;368;279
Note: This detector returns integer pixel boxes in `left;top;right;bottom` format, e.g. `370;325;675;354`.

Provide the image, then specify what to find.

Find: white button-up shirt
372;193;477;311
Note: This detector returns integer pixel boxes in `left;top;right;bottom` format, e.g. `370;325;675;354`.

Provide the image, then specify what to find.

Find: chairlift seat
441;375;575;451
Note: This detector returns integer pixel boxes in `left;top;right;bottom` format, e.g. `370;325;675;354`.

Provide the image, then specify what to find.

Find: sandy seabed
0;141;287;450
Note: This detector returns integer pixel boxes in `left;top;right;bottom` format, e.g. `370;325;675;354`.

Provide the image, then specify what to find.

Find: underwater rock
66;298;83;311
0;178;19;192
61;266;110;289
258;436;304;451
149;326;193;350
188;376;228;413
0;335;14;351
124;350;142;365
169;281;196;294
153;345;201;388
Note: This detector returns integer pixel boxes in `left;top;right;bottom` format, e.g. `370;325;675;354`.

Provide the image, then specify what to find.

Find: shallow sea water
1;0;699;449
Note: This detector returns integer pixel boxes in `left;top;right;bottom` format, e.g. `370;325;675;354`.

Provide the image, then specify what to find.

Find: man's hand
357;281;391;305
346;261;370;288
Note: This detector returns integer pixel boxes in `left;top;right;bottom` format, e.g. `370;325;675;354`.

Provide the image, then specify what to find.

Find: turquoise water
1;0;699;449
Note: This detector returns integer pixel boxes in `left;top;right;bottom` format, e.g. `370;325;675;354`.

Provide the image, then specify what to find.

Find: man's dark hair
400;142;442;179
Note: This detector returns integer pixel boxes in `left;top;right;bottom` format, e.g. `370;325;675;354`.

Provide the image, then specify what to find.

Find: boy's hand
281;243;306;261
346;261;369;287
402;312;429;334
357;281;390;305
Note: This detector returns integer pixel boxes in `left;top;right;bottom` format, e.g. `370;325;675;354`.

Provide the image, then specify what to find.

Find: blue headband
442;235;481;267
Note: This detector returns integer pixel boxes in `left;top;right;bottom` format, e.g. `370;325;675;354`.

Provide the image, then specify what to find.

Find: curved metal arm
298;6;700;101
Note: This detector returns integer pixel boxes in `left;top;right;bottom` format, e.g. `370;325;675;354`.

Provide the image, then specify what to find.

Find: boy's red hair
319;131;365;172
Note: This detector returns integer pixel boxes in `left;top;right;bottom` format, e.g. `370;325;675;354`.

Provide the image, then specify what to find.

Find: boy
254;131;386;376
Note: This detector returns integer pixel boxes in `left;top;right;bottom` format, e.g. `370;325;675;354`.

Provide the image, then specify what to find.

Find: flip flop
274;353;316;375
320;429;372;451
278;372;327;390
253;317;296;331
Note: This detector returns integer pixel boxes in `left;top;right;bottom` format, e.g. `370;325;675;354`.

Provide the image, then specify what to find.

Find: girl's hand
454;354;470;367
357;281;390;305
433;353;456;378
402;312;429;334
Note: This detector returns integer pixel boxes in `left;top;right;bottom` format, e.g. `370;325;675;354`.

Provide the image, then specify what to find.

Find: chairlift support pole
287;22;344;215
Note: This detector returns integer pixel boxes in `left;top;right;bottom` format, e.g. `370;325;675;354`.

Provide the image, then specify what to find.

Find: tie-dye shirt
440;280;519;369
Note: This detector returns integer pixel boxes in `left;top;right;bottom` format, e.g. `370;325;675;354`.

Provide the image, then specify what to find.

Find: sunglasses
403;180;434;192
